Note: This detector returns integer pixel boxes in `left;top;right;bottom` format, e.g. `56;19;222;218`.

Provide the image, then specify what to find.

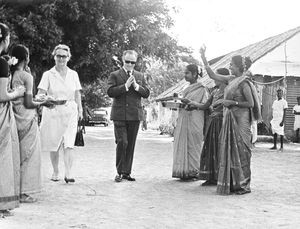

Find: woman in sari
199;68;229;186
11;45;52;203
0;23;25;217
200;46;261;195
172;64;209;180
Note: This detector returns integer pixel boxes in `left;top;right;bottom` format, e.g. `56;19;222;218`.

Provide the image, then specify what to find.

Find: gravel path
1;126;300;229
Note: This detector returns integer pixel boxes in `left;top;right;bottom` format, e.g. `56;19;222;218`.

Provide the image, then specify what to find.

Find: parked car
88;108;109;126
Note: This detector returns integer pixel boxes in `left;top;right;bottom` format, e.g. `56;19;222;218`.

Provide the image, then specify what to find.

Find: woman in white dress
37;44;83;183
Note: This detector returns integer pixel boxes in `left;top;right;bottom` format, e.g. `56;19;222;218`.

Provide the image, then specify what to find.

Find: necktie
127;71;131;78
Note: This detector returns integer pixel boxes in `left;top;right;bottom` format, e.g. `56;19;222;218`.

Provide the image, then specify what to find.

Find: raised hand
199;44;206;56
199;45;208;66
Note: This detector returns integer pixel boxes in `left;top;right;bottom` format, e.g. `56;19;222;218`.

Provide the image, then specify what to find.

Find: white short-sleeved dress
38;67;82;152
293;104;300;130
270;98;288;135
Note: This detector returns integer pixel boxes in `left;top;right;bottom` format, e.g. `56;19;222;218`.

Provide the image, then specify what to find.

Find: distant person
141;105;147;131
38;44;83;183
199;68;229;186
0;22;26;217
107;50;150;182
200;45;261;195
11;44;52;203
270;88;287;151
172;64;209;180
293;96;300;143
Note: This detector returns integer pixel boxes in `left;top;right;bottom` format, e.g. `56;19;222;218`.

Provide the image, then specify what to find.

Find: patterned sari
172;82;209;179
199;86;224;181
217;75;261;195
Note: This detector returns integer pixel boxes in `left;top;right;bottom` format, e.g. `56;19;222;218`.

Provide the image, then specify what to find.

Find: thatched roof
155;26;300;101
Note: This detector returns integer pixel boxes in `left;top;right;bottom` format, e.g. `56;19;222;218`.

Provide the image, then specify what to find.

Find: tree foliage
0;0;191;108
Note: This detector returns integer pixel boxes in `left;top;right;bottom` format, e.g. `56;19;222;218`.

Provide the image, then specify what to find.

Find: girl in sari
11;45;52;203
199;68;229;186
172;64;209;180
0;23;25;217
200;46;261;195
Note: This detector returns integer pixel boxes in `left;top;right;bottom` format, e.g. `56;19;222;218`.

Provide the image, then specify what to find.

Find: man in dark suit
107;50;150;182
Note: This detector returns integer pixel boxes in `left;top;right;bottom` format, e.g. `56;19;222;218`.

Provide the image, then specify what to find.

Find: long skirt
217;107;252;195
0;102;20;210
13;103;42;194
199;114;223;181
172;110;204;179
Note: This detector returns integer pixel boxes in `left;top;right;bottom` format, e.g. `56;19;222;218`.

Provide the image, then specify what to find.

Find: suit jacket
107;68;150;121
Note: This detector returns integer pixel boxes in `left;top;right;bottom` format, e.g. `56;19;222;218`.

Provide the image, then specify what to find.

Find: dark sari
199;86;224;182
216;75;261;195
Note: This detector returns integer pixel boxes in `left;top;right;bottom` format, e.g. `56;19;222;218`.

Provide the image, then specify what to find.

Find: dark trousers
114;120;140;175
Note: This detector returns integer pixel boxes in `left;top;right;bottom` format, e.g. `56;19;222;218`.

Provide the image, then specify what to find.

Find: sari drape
0;102;20;210
199;87;224;181
217;75;261;195
12;71;42;194
172;82;209;179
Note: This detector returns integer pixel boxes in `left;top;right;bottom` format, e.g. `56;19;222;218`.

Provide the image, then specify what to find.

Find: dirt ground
1;125;300;229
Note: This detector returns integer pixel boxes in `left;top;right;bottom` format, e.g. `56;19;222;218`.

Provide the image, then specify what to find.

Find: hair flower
8;56;18;66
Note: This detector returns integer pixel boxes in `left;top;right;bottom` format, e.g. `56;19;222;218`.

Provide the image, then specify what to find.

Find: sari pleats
0;102;20;210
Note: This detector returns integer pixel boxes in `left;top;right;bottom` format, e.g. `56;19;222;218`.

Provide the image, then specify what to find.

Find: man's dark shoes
270;146;277;150
64;177;75;184
114;174;122;182
122;174;136;181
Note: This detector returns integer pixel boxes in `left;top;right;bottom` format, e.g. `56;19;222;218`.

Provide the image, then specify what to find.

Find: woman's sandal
64;177;75;184
51;174;59;182
20;194;37;203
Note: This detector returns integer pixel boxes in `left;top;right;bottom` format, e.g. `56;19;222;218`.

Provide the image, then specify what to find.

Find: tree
0;0;191;108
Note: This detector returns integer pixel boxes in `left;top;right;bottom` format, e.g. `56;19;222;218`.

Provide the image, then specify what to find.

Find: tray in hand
162;101;186;109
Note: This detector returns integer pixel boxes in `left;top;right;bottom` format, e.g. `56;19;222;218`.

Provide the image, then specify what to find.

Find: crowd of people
1;19;298;219
0;23;83;217
171;46;262;195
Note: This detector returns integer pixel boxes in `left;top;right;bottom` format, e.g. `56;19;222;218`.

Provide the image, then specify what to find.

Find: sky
165;0;300;60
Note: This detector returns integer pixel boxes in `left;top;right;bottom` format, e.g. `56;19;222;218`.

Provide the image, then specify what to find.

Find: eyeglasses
124;60;136;65
56;55;68;59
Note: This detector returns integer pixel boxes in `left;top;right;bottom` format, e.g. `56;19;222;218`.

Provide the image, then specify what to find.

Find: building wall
286;77;300;139
255;75;300;140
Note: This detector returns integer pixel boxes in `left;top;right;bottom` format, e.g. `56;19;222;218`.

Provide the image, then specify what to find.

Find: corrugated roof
156;26;300;101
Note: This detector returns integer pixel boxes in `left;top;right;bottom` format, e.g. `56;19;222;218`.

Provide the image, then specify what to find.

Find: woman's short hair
186;64;203;79
0;23;10;43
52;44;71;58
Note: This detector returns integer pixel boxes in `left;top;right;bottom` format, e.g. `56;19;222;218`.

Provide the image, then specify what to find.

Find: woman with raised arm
0;23;26;217
172;64;210;180
11;44;54;203
200;46;261;195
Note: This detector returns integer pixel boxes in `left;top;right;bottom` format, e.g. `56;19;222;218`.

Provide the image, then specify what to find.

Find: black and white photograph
0;0;299;228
